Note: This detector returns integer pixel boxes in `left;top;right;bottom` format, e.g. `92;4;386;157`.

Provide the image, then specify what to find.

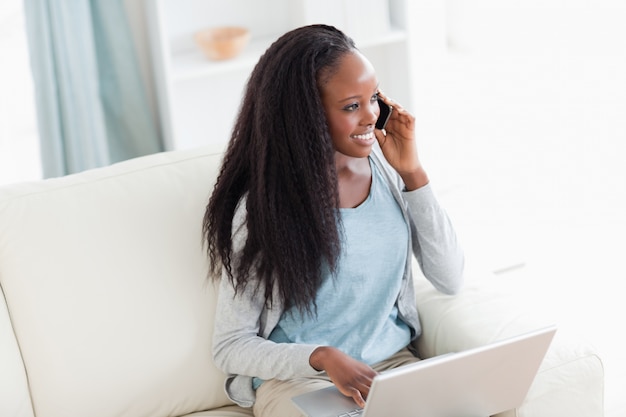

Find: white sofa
0;145;604;417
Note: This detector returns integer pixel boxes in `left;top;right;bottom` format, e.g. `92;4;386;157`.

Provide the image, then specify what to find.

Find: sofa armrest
413;266;604;417
0;286;35;417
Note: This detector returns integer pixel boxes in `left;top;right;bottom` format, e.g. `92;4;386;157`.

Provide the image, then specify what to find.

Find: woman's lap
253;347;420;417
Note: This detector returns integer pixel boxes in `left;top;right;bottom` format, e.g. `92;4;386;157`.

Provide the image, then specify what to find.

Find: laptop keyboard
337;408;363;417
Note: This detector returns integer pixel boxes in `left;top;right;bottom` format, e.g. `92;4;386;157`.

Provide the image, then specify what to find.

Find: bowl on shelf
193;26;250;61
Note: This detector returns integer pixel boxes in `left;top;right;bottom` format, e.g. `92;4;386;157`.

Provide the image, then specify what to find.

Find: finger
354;372;375;398
377;91;401;110
350;388;366;409
376;90;396;108
357;380;372;400
374;127;386;147
388;108;414;132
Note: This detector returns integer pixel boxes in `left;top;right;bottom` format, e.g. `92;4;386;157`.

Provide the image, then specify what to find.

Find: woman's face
319;51;380;159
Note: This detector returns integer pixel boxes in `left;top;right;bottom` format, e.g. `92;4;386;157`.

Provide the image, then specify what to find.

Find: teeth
352;132;374;140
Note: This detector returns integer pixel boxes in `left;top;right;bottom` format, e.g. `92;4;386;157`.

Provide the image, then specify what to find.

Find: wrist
399;166;429;191
309;346;335;371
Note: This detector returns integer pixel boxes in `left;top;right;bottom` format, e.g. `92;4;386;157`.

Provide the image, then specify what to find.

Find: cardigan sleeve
212;271;321;380
211;202;322;406
403;183;465;295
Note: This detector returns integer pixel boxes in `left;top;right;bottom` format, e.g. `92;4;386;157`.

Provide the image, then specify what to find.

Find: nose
364;101;379;126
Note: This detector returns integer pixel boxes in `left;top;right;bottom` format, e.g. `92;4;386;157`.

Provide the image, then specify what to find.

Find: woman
202;24;464;417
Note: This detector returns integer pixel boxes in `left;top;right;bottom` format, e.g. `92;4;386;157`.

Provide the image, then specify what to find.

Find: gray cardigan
212;145;465;407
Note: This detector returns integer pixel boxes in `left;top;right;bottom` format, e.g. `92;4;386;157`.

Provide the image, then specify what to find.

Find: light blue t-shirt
254;158;411;389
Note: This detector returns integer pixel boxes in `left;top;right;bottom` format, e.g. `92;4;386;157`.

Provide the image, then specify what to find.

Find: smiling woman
0;0;42;186
202;24;464;417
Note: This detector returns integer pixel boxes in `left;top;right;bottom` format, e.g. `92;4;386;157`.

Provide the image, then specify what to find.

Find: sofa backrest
0;145;231;417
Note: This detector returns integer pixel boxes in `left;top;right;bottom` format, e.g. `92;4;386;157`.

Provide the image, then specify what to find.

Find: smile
351;131;375;141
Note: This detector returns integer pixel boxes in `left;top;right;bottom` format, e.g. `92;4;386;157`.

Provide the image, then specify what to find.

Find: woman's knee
253;377;333;417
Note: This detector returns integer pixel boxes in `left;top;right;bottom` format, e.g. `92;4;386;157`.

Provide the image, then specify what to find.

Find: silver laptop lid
292;325;557;417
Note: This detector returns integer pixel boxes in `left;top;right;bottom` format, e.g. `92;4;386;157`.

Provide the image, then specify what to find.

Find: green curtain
23;0;162;178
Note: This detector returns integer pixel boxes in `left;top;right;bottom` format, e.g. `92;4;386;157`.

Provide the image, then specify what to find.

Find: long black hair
202;24;357;314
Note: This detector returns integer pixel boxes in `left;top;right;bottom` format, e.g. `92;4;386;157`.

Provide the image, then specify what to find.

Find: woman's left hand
374;91;429;190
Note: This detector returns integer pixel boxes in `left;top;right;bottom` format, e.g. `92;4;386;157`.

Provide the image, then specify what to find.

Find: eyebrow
337;84;380;103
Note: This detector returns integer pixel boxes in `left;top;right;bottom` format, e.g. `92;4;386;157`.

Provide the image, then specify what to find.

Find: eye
343;103;359;112
371;93;380;103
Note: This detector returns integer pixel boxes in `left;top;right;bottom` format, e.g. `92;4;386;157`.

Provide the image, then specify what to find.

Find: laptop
291;325;557;417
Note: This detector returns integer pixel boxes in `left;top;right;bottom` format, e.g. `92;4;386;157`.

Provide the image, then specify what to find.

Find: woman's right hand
309;346;378;408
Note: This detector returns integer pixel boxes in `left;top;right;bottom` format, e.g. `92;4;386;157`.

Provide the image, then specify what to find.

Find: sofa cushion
413;262;605;417
0;145;232;417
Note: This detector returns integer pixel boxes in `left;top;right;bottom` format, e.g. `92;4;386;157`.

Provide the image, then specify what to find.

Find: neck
334;153;372;208
334;153;369;174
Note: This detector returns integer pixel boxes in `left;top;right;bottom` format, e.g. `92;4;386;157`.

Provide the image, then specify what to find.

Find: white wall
418;3;626;414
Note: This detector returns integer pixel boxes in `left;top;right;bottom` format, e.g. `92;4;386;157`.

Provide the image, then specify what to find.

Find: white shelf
172;28;408;82
171;35;278;82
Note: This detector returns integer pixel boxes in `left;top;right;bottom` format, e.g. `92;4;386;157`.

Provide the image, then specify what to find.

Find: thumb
374;128;387;148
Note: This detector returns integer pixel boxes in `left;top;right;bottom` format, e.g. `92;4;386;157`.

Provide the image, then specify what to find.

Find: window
0;0;41;186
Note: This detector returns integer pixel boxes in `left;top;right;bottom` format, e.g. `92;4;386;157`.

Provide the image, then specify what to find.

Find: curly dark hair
202;25;357;314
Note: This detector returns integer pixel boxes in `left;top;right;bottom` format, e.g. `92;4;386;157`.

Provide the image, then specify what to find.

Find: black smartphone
376;97;392;130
